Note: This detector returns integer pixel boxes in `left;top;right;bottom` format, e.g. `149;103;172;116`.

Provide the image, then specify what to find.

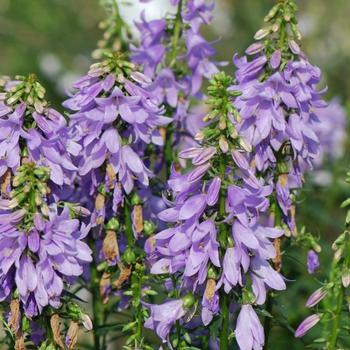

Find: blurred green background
1;0;349;348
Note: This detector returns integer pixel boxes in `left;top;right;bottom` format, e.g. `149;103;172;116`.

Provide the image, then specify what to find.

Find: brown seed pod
66;321;79;350
133;205;144;234
103;230;120;264
113;265;132;289
50;314;65;350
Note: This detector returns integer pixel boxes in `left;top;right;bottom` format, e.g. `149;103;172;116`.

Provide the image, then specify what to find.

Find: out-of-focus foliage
1;0;349;348
0;0;103;105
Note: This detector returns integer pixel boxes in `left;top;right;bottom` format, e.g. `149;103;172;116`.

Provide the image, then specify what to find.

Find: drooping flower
235;305;264;350
144;299;187;342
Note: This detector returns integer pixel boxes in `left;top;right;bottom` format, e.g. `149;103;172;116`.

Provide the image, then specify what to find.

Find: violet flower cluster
0;75;92;348
0;203;91;318
143;1;330;349
64;54;170;227
132;0;219;158
0;75;78;186
144;73;286;349
0;0;342;349
232;40;326;231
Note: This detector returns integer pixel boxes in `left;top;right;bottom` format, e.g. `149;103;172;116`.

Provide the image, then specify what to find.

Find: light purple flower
144;299;186;342
0;206;92;317
0;90;78;185
235;305;264;350
295;314;321;338
305;287;327;308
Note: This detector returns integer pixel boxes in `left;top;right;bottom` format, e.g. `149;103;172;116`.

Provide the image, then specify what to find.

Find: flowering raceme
231;1;327;233
132;0;219;165
63;49;171;347
0;0;342;349
0;202;91;317
144;73;286;348
0;75;78;186
64;54;170;229
0;75;92;348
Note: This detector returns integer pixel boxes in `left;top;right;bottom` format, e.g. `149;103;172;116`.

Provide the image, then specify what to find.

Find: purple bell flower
235;305;264;350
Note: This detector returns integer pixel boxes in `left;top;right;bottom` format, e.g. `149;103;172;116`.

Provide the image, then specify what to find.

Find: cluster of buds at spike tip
255;0;301;42
88;52;137;82
1;74;47;113
2;163;51;224
200;72;251;153
250;0;302;65
92;0;132;59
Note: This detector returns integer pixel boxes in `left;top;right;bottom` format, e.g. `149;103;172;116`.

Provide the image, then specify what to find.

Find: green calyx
3;74;47;112
182;293;196;309
11;163;51;228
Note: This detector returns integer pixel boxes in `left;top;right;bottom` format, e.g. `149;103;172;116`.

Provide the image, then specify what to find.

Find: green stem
91;264;103;350
263;296;273;348
171;275;182;343
328;285;343;350
220;293;230;350
124;200;134;246
169;0;184;67
164;125;175;179
218;157;230;350
164;0;184;176
135;269;143;342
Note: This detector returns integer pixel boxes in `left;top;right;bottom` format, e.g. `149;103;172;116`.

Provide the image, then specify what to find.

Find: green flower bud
97;261;109;272
21;316;30;332
130;193;142;205
242;289;255;304
105;218;120;231
122;248;136;265
143;220;156;236
66;303;83;319
182;293;195;309
207;266;219;280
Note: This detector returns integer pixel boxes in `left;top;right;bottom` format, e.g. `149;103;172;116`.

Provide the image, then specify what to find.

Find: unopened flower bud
254;27;271;40
143;220;156;236
219;136;229;153
81;314;93;331
130;193;142;206
182;293;195;309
